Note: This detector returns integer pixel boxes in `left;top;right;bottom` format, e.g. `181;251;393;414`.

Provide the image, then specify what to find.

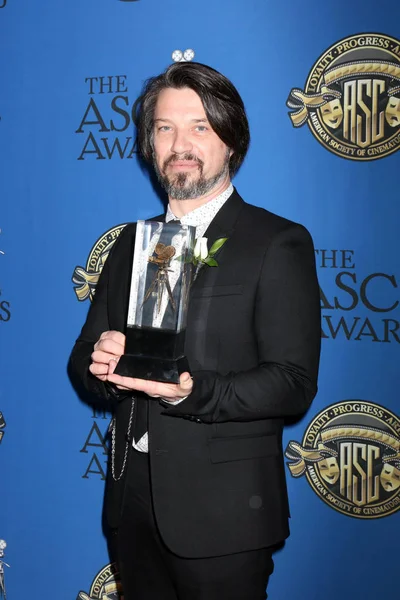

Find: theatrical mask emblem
287;33;400;160
77;563;123;600
285;400;400;518
72;224;127;302
317;456;340;485
385;95;400;127
380;463;400;492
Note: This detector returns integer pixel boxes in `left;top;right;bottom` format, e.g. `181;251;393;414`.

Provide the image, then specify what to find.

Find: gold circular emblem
287;33;400;160
285;400;400;518
72;224;126;302
78;562;123;600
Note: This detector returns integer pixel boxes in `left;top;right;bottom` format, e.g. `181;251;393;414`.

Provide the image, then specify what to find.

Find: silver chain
110;397;135;481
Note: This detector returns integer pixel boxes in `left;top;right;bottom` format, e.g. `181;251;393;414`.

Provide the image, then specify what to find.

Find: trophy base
115;354;190;384
114;326;190;383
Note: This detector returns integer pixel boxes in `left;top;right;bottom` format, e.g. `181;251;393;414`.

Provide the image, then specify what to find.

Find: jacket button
249;495;263;509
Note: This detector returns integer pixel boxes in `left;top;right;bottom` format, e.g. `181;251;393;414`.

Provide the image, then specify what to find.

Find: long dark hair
134;62;250;176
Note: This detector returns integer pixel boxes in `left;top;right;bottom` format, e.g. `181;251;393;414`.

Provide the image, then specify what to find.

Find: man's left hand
106;359;193;402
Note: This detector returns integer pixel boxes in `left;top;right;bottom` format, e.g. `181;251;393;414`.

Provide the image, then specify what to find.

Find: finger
95;330;125;351
89;363;108;379
89;362;108;376
95;338;124;356
106;374;177;397
179;372;193;393
91;350;118;365
129;379;178;398
106;373;140;391
100;330;126;345
107;356;120;376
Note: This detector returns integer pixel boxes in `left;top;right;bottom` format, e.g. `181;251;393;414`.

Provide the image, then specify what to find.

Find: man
70;61;321;600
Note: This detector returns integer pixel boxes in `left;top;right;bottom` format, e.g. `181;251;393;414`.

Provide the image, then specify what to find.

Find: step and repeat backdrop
1;0;399;598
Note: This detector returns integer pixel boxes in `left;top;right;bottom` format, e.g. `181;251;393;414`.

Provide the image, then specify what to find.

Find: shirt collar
165;183;234;228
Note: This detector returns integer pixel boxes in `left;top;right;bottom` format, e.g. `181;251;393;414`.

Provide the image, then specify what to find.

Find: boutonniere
193;237;228;278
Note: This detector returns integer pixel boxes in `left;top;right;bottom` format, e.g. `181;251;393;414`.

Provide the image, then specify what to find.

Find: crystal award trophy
115;220;196;383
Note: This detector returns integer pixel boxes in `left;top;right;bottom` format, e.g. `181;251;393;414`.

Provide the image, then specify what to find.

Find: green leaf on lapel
208;237;228;257
204;257;218;267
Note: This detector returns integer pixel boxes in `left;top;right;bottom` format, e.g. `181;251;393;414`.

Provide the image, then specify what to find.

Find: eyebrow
154;118;209;124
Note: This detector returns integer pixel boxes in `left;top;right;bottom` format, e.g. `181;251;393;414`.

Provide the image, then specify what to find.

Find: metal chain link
110;397;135;481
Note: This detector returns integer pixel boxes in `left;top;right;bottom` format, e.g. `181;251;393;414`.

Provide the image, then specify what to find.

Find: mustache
163;153;204;170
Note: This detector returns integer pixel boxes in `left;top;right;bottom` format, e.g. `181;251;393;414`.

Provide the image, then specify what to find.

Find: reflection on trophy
115;220;196;383
0;540;9;600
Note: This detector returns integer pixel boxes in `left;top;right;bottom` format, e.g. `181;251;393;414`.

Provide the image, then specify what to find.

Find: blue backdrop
1;1;399;598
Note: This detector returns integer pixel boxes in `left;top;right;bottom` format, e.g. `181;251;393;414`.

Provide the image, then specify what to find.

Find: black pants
116;448;275;600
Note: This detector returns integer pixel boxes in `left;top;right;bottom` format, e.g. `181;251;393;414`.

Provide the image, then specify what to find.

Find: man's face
321;99;343;129
385;96;400;127
152;87;231;200
318;457;340;485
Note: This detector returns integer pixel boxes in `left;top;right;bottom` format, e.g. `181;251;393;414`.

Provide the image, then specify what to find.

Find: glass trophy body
115;220;196;383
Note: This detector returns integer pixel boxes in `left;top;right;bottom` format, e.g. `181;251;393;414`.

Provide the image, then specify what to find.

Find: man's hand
90;330;193;400
107;363;193;401
89;330;126;382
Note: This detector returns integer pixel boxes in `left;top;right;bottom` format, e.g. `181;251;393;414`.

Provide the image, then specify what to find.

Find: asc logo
285;400;400;518
72;225;126;302
287;33;400;160
77;562;123;600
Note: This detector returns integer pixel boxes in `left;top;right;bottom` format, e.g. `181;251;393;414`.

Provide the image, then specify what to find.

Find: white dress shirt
133;183;234;453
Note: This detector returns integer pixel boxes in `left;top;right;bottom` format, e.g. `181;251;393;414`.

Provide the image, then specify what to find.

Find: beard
153;150;230;200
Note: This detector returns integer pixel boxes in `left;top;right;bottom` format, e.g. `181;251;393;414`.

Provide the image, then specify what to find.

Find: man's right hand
89;330;125;382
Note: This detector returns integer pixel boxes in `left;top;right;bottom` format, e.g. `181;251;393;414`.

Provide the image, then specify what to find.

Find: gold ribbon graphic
388;85;400;97
72;266;101;301
324;60;400;87
321;425;400;466
285;440;338;477
287;85;341;127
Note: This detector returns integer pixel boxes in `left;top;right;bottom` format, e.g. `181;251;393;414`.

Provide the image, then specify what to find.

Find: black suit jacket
70;190;321;558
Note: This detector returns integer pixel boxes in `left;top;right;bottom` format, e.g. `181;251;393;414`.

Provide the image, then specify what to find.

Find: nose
170;129;193;155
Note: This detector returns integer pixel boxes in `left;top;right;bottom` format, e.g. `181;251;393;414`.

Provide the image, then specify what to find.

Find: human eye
158;125;172;132
194;125;208;132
